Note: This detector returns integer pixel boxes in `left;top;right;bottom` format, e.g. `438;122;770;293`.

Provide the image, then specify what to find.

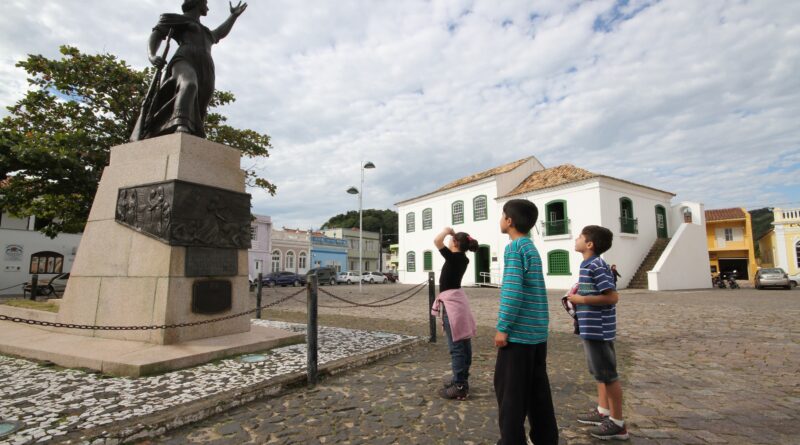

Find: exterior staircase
627;238;671;289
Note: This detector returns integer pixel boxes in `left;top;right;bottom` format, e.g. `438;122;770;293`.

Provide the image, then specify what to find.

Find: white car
362;271;388;284
337;271;362;284
790;273;800;289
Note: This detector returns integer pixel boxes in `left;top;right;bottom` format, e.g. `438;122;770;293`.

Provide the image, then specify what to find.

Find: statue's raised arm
131;0;245;142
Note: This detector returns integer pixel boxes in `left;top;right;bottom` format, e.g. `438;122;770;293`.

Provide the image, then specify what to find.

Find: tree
0;46;274;237
321;209;398;248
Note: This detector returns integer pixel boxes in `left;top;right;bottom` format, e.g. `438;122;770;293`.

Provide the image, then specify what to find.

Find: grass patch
3;298;59;313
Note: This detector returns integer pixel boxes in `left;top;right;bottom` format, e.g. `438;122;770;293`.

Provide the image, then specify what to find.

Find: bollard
30;274;39;301
428;271;436;343
256;272;263;319
307;272;318;385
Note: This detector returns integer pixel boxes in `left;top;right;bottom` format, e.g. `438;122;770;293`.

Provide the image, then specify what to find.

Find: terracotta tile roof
504;164;598;197
705;208;746;221
501;164;675;198
396;156;534;205
435;156;534;193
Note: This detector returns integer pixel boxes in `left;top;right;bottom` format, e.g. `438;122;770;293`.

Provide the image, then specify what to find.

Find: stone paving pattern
146;284;800;444
0;321;415;445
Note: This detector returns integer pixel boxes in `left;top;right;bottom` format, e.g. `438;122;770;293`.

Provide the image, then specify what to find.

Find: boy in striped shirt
494;199;558;445
567;225;629;440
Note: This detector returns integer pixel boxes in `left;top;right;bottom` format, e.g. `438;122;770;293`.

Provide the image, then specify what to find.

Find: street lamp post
347;161;375;292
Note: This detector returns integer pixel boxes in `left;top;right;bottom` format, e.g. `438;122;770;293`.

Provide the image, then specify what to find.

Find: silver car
755;268;792;290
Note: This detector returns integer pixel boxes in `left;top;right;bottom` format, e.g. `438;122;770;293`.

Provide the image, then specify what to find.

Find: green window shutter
406;212;415;232
547;250;571;275
407;252;416;272
422;208;432;230
452;201;464;225
423;251;433;271
473;196;487;221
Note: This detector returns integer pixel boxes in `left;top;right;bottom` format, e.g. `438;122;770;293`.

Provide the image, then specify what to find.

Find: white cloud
2;0;799;229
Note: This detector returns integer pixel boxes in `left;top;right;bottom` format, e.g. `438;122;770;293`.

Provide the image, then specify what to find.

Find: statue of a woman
131;0;247;141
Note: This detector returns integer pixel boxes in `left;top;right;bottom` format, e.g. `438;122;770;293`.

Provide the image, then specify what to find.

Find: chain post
307;272;319;385
428;271;436;343
256;272;263;319
30;274;39;301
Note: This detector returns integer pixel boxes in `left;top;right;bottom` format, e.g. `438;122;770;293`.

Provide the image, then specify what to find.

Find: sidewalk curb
52;336;425;444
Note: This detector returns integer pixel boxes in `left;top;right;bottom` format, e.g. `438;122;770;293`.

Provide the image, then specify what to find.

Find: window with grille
271;250;281;272
473;196;487;221
547;250;571;275
250;226;257;241
796;241;800;267
407;252;416;272
406;212;415;232
423;251;433;271
422;208;432;230
724;228;733;241
452;201;464;225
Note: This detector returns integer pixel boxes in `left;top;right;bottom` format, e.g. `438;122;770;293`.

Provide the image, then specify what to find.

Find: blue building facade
310;235;348;272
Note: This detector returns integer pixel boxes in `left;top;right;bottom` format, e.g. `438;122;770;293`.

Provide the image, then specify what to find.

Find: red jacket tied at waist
431;288;477;342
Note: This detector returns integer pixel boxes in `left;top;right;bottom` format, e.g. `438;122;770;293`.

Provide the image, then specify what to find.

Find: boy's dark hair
581;225;613;255
502;199;538;234
454;232;479;253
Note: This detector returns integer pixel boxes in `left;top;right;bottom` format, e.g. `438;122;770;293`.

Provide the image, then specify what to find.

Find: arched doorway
655;205;668;238
474;245;491;284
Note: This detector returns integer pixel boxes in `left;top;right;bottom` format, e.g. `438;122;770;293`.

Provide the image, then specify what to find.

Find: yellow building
756;208;800;276
705;208;757;281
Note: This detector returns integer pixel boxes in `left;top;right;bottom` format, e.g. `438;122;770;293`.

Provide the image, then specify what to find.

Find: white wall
0;228;82;295
398;179;502;285
647;223;712;290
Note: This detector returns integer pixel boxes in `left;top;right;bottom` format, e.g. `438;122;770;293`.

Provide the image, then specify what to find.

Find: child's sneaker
439;383;468;400
577;408;608;425
442;373;454;388
590;418;629;440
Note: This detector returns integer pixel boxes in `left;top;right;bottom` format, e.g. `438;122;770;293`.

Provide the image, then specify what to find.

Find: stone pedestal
56;133;252;345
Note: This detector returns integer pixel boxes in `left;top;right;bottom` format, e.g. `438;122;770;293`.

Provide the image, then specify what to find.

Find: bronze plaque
192;280;232;314
115;180;252;249
185;247;238;277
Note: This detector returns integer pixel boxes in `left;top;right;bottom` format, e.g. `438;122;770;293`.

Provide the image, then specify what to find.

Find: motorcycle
726;272;740;289
712;274;726;289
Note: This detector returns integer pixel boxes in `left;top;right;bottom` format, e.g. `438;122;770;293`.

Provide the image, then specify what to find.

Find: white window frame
298;252;307;269
271;250;281;272
285;250;295;270
724;228;733;241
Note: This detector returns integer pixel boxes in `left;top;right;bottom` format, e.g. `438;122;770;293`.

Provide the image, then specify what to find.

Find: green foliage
321;209;398;247
749;208;775;259
0;45;274;237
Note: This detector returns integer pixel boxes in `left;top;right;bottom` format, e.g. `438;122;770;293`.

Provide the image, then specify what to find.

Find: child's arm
568;289;619;305
433;227;455;250
496;246;524;347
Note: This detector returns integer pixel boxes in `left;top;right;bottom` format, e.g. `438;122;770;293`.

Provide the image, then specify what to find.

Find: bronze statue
131;0;247;141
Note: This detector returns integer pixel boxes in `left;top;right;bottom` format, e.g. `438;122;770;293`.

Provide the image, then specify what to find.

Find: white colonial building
271;228;311;275
396;157;710;291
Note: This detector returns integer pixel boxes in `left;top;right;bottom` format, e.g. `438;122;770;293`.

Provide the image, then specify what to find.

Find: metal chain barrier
317;281;428;308
0;287;305;331
0;282;26;292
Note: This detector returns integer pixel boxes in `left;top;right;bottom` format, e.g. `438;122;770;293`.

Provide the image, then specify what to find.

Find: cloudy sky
2;0;798;229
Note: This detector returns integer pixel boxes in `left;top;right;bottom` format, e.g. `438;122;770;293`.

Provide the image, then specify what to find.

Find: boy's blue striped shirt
497;237;549;344
576;255;617;341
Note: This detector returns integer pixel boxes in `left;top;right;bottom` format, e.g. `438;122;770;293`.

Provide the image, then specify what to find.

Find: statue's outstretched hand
230;1;248;17
149;55;167;68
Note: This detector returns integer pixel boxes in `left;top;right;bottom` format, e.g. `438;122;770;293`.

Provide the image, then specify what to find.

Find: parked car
362;271;388;284
383;272;398;283
337;271;361;284
789;273;800;288
263;271;306;287
22;273;70;297
307;267;337;285
755;268;792;290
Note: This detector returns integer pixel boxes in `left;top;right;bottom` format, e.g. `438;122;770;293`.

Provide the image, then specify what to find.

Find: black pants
494;341;558;445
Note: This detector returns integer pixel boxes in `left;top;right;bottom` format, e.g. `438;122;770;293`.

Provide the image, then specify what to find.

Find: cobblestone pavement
145;284;800;444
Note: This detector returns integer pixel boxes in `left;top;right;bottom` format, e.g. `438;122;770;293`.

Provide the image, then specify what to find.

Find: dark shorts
582;339;619;383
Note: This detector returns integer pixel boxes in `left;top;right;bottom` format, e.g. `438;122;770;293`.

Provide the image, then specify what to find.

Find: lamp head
346;187;359;195
363;161;376;169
